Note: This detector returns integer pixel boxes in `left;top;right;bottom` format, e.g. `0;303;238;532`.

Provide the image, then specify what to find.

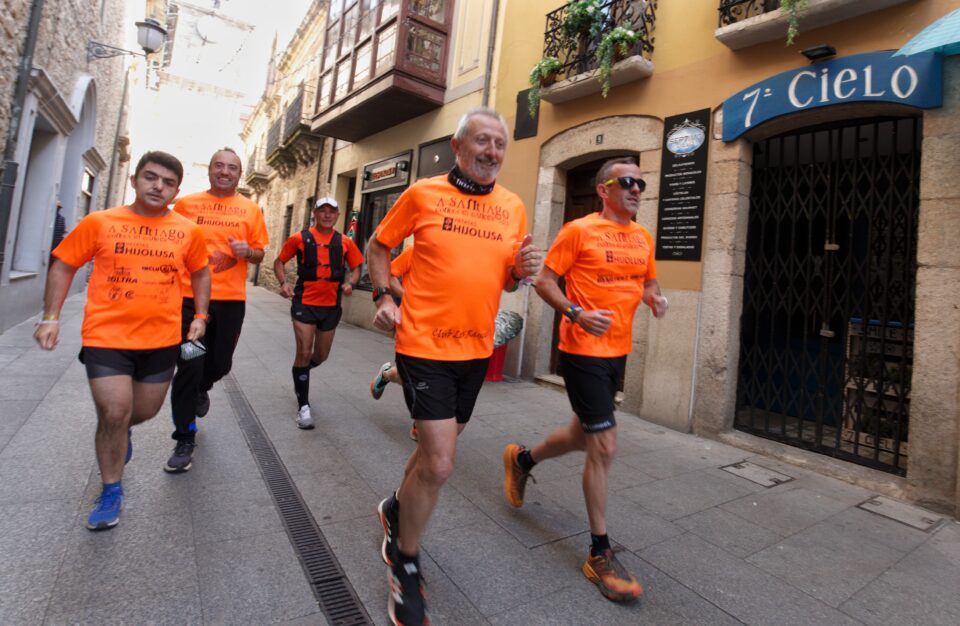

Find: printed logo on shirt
108;224;187;242
440;218;504;241
605;250;646;266
435;196;511;225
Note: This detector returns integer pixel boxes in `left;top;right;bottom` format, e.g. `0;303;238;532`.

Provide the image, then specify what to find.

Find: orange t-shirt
390;244;414;280
375;175;527;360
53;206;208;349
545;213;657;357
278;228;364;306
174;191;269;301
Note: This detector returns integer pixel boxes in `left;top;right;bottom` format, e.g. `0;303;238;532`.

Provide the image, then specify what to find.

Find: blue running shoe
125;428;133;465
371;362;392;400
87;485;123;531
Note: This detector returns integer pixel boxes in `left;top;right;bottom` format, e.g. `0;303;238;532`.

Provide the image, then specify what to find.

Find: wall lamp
800;44;837;62
87;18;167;62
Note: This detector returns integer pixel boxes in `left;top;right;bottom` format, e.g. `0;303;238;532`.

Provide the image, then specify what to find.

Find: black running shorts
394;354;490;423
559;351;626;433
79;345;179;382
291;301;342;331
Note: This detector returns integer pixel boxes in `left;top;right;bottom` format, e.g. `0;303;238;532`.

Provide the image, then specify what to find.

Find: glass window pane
376;23;397;74
341;2;359;54
323;25;338;70
353;41;372;88
410;0;445;23
359;0;376;40
329;0;344;21
335;59;351;100
380;0;399;23
404;24;444;77
318;71;333;109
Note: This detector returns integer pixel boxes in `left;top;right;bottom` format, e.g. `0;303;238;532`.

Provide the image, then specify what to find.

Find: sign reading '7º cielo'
722;51;943;142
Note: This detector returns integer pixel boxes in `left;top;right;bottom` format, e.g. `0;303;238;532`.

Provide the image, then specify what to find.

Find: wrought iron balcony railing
543;0;657;82
718;0;781;27
283;87;308;143
266;118;282;156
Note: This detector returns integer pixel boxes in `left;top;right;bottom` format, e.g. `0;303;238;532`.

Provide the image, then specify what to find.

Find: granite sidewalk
1;286;958;625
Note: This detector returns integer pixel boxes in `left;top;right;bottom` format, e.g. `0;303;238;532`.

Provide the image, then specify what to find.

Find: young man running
166;147;269;473
369;243;415;440
369;107;543;626
503;157;668;602
274;197;362;428
34;151;210;530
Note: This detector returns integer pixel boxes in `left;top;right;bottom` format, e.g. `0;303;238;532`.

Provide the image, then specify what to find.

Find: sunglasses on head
603;176;646;192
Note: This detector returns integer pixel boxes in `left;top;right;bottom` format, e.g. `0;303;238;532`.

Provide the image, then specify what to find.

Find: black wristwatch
372;287;391;302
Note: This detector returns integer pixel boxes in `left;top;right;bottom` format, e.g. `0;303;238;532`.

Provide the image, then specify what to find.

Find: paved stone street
1;286;958;625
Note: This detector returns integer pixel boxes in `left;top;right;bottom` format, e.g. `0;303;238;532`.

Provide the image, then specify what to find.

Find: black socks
590;533;611;557
292;366;310;407
518;448;537;472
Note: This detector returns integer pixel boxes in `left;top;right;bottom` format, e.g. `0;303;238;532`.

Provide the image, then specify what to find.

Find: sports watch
372;286;392;302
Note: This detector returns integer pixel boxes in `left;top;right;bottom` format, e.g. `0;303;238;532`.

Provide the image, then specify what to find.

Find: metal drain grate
223;375;372;625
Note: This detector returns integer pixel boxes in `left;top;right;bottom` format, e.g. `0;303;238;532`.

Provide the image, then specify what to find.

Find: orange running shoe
502;443;534;508
409;424;418;442
582;548;643;602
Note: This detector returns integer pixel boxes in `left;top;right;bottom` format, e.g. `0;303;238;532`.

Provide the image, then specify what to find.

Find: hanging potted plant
527;56;563;117
595;26;640;98
561;0;603;48
781;0;808;46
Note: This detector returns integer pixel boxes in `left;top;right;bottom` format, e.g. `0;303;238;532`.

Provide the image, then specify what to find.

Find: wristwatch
372;286;391;302
564;304;583;322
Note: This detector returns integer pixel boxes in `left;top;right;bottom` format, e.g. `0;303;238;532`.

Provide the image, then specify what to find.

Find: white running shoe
296;405;315;429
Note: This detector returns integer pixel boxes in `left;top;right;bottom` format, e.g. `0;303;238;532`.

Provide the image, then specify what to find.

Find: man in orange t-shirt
166;147;269;473
273;197;363;429
503;157;668;603
368;108;543;626
34;151;210;531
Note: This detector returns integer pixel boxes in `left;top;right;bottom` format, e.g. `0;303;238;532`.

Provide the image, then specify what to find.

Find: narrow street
0;286;958;625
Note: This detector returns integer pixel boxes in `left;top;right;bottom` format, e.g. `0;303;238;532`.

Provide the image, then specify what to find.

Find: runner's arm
642;278;668;318
273;257;294;299
33;259;79;350
187;267;211;341
342;264;361;296
534;265;613;336
389;276;404;300
367;237;399;330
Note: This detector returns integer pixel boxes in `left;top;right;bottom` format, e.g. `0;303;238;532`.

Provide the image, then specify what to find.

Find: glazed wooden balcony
312;0;452;142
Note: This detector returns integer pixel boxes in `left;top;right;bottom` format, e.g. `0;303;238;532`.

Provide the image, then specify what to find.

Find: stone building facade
239;0;331;292
495;0;960;514
0;0;130;333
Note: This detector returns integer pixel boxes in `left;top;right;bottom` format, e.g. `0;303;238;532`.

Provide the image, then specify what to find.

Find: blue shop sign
722;51;943;141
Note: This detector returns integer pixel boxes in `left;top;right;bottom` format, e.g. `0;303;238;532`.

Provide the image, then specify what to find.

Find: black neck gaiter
448;165;495;196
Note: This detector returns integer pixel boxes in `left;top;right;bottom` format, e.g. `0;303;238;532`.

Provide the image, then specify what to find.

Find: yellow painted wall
493;0;960;290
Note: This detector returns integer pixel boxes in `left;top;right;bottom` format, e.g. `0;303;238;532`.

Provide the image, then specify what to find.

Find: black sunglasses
603;176;646;192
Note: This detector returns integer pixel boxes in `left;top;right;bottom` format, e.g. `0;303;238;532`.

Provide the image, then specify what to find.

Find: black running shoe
377;492;399;565
196;390;210;417
388;556;428;626
164;441;196;473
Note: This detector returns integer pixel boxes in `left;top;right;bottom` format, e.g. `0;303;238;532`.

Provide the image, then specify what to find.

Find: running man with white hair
368;107;543;626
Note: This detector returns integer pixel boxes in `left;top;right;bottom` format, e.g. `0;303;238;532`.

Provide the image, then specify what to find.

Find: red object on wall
485;344;508;382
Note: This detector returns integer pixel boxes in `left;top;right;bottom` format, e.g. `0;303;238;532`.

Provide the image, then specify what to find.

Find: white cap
314;196;338;209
